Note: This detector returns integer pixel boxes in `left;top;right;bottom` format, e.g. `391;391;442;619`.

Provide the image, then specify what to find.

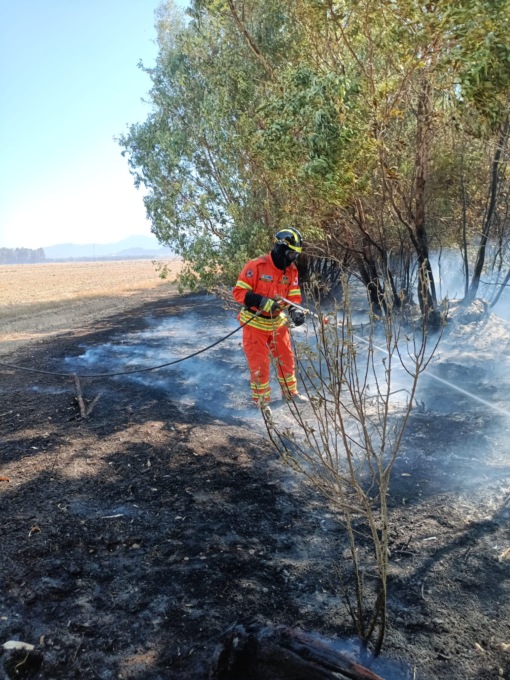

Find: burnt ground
1;292;510;679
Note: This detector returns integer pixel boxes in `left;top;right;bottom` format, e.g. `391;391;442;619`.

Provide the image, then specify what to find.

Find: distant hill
43;236;175;260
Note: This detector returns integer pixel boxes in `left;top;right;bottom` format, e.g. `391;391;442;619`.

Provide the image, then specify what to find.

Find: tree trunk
460;142;470;298
465;119;509;303
353;254;386;313
211;625;385;680
414;78;438;318
490;266;510;309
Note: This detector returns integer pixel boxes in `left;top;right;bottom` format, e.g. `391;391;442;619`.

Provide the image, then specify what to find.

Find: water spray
281;297;510;419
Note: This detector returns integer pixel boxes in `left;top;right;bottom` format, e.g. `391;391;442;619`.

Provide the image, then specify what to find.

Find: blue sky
0;1;184;249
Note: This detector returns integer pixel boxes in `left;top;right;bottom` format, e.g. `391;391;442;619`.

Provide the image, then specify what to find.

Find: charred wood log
211;625;384;680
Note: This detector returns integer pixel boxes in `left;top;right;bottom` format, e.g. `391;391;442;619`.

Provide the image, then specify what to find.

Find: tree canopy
0;248;45;265
120;0;510;313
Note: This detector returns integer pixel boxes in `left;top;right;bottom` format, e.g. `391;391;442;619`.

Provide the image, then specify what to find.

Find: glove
259;297;281;315
290;308;305;326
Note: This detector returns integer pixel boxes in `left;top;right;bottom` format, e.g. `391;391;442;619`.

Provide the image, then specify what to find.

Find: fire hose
0;310;264;379
277;296;329;325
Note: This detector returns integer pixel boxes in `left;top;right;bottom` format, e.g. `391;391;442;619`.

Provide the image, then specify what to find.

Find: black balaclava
271;242;298;270
244;243;299;309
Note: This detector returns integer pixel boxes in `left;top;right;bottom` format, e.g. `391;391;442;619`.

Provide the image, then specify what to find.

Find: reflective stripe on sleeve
235;280;252;291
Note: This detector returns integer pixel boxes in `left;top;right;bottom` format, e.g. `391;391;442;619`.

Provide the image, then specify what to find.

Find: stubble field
0;258;183;355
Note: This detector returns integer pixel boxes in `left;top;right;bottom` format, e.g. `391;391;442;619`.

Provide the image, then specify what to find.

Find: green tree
120;1;296;289
121;0;510;308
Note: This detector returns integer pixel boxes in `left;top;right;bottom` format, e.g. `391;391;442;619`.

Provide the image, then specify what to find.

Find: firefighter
232;227;308;414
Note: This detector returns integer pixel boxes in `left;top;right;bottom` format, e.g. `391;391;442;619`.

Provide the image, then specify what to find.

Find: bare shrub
265;279;442;653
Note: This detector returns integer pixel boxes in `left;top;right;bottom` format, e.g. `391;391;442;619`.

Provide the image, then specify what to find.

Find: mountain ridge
43;235;174;260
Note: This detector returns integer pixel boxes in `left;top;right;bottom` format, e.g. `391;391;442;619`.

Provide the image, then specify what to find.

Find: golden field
0;258;183;354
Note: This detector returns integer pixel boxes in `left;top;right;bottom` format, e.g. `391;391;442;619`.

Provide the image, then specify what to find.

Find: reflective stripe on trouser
242;323;298;403
278;374;298;395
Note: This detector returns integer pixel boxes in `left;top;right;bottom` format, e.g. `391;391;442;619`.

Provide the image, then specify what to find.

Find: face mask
285;248;299;264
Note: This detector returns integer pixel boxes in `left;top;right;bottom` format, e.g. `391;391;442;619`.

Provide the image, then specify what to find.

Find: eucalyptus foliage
120;0;510;306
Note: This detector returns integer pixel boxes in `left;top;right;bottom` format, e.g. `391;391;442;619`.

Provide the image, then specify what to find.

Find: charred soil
1;292;510;679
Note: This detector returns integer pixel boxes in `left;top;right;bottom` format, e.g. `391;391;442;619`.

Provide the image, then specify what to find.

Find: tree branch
226;0;275;79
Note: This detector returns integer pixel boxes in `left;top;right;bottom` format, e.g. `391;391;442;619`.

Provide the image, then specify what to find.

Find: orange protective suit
232;253;302;404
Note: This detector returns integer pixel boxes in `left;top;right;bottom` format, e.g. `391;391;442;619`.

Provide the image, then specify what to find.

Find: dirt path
1;276;510;679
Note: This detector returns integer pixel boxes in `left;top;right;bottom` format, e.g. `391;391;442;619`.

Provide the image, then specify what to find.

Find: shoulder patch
246;269;254;278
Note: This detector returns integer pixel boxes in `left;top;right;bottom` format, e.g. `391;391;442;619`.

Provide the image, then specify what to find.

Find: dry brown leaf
0;476;10;482
498;547;510;562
